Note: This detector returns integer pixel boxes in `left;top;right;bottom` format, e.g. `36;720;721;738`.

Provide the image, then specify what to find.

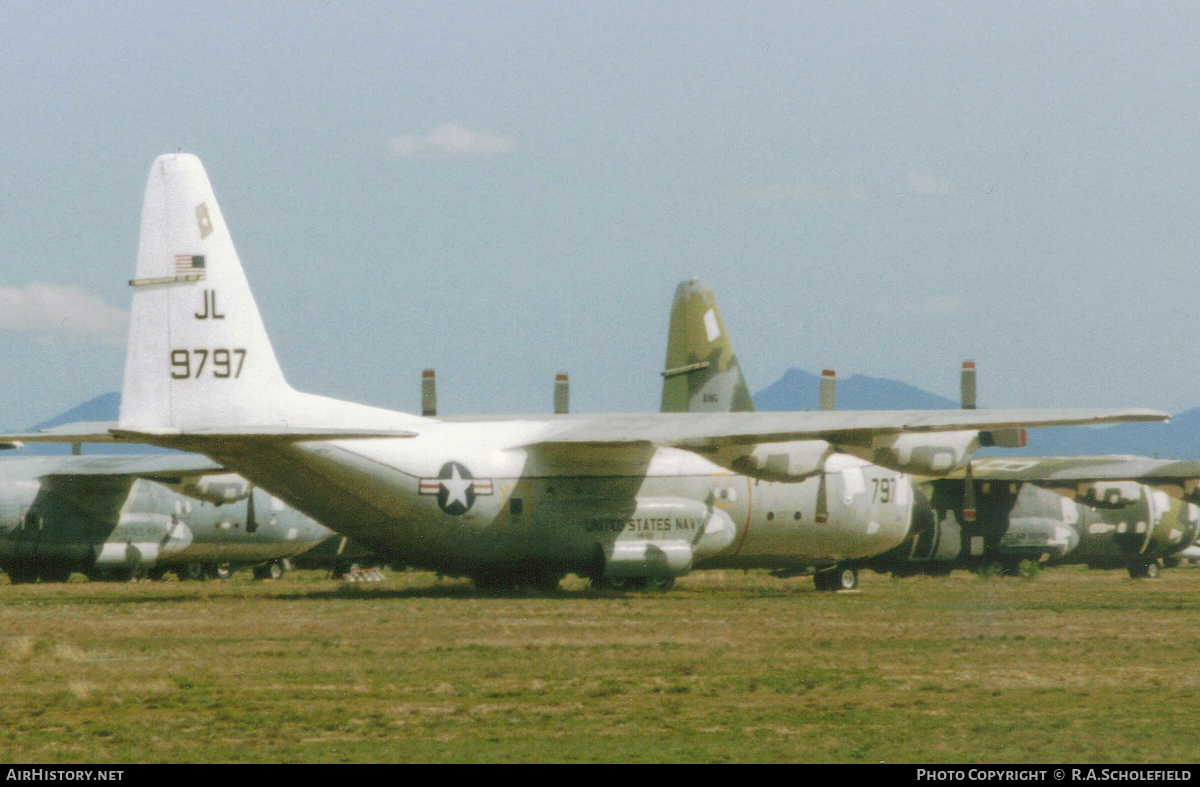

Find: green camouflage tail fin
660;278;755;413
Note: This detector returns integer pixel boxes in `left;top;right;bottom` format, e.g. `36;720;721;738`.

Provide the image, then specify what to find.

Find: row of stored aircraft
659;278;1200;587
0;153;1193;592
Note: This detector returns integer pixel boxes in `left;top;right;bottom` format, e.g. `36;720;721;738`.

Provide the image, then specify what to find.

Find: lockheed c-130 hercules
1;154;1167;592
660;278;1200;585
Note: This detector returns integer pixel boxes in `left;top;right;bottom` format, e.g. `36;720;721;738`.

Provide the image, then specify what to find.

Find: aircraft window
510;498;524;516
766;511;774;521
793;512;801;521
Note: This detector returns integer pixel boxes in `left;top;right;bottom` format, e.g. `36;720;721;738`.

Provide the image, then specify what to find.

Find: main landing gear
252;560;285;581
814;565;859;592
1127;560;1162;580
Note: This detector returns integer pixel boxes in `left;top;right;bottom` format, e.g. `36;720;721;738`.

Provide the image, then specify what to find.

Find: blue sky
2;1;1199;427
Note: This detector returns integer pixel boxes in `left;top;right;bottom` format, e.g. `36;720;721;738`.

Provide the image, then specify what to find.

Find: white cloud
0;283;127;347
387;123;517;158
906;172;953;196
739;173;954;207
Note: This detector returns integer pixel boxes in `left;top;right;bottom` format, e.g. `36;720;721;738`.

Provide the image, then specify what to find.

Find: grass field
2;566;1199;763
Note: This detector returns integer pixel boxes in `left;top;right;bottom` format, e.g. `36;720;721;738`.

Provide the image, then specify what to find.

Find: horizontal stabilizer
0;424;419;447
0;421;120;443
110;426;418;450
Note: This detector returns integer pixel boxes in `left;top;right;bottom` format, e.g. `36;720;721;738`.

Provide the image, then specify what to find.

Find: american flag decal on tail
174;254;206;279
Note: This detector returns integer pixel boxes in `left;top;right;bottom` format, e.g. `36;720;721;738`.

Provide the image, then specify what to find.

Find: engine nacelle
710;439;830;482
841;431;979;476
168;473;252;505
1077;481;1141;509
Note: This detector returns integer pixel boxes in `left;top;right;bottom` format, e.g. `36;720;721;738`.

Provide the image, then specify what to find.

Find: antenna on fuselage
819;369;836;411
554;373;569;414
960;360;977;410
421;369;437;417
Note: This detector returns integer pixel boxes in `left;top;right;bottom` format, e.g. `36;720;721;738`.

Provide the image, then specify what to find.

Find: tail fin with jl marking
659;277;755;414
119;154;421;435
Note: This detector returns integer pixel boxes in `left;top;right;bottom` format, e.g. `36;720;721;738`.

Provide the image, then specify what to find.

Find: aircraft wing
517;408;1168;450
965;456;1200;483
0;409;1166;456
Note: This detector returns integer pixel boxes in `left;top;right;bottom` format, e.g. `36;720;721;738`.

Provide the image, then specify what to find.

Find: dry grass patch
0;567;1199;762
7;635;35;662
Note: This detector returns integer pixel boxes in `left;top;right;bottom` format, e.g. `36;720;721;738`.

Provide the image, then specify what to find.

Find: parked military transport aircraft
0;453;331;582
879;366;1200;579
1;154;1167;591
660;278;1200;582
926;455;1200;578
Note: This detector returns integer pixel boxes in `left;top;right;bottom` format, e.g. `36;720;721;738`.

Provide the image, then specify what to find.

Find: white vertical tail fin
119;154;422;433
120;154;291;430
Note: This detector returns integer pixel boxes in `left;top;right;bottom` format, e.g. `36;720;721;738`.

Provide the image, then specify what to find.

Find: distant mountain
755;368;957;411
753;368;1200;460
13;391;161;456
26;392;120;432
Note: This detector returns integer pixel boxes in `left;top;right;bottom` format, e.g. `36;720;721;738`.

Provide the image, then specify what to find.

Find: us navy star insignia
419;461;493;515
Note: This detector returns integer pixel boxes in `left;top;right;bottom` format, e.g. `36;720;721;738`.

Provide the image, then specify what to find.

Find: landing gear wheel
1128;560;1162;579
253;561;285;581
814;566;857;591
207;563;232;580
178;562;207;582
834;567;858;590
147;566;168;581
